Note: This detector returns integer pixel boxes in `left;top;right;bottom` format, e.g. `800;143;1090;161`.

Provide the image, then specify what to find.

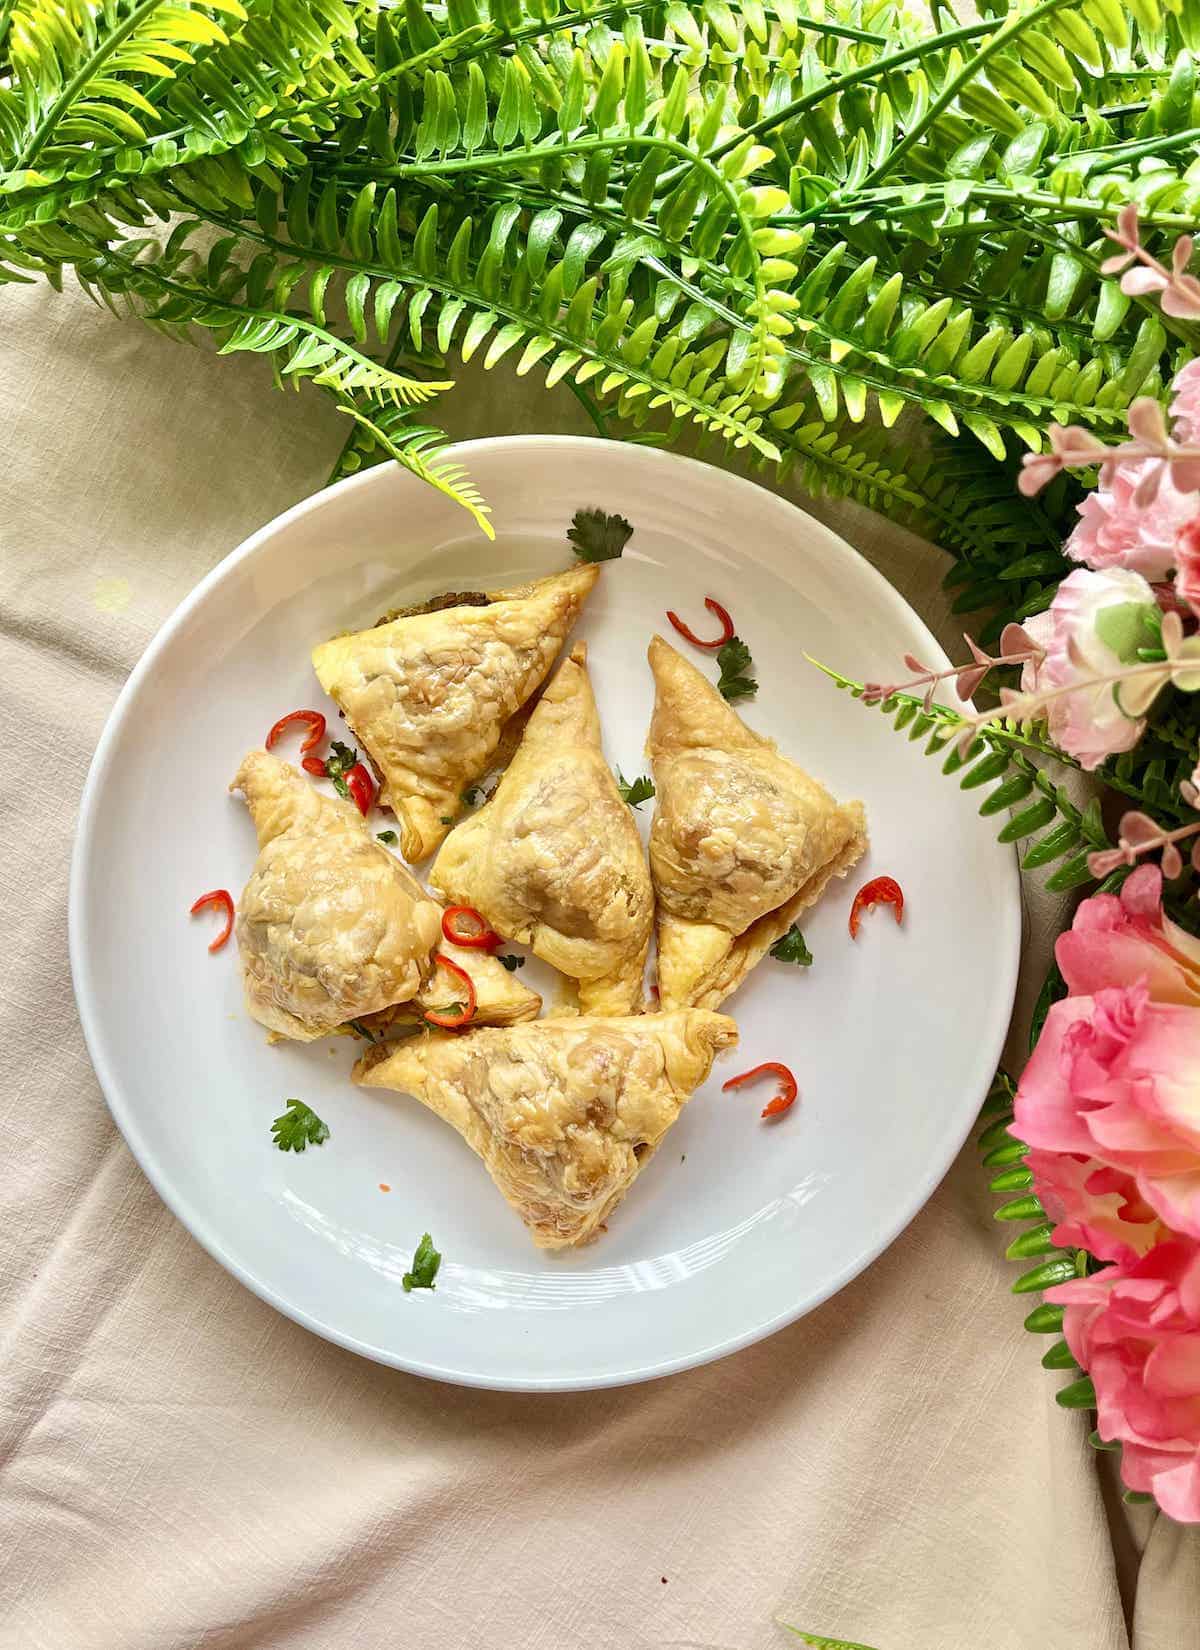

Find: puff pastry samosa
311;564;599;862
353;1010;737;1248
359;939;541;1035
646;636;867;1011
230;750;442;1041
429;644;654;1014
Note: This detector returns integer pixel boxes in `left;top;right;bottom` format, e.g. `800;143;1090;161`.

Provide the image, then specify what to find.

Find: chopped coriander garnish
716;636;757;702
461;785;481;807
347;1018;377;1040
616;770;655;809
271;1098;330;1153
567;507;633;563
324;738;359;799
770;924;813;967
376;829;398;846
439;815;453;824
403;1231;442;1292
497;953;525;971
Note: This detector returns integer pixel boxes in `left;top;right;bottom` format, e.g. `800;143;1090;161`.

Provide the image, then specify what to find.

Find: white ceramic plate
71;437;1019;1391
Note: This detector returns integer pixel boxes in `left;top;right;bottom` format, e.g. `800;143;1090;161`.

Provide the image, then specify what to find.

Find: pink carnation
1048;1242;1200;1522
1020;567;1163;769
1056;865;1200;1008
1064;459;1199;579
1014;985;1200;1243
1177;519;1200;616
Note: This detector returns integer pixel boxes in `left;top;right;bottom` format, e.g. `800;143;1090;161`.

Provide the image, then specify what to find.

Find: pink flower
1014;985;1200;1242
1064;459;1200;579
1177;519;1200;616
1056;865;1200;1008
1020;567;1165;769
1025;1147;1165;1264
1171;358;1200;445
1048;1242;1200;1522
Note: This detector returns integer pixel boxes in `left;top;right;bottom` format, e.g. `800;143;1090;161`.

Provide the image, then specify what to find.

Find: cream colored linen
0;279;1191;1650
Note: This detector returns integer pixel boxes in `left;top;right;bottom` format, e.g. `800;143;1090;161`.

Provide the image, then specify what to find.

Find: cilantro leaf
403;1231;442;1292
616;770;655;809
461;786;481;807
376;829;398;846
324;739;359;799
567;507;633;563
347;1018;377;1041
271;1099;330;1153
716;636;757;703
497;953;525;971
769;924;813;967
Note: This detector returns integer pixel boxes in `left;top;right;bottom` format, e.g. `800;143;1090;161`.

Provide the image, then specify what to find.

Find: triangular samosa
645;636;867;1010
230;750;442;1040
353;1009;737;1248
311;564;599;862
429;644;654;1014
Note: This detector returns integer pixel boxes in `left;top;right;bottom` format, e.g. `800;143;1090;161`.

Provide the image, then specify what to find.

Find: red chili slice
722;1061;798;1120
423;953;478;1029
345;762;375;816
301;755;327;777
442;905;502;951
849;875;904;940
266;709;326;755
666;597;736;650
190;888;234;952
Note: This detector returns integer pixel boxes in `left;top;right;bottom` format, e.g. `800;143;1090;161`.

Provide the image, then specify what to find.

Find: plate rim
69;435;1021;1392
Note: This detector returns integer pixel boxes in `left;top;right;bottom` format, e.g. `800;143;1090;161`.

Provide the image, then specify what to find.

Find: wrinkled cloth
1;280;1195;1650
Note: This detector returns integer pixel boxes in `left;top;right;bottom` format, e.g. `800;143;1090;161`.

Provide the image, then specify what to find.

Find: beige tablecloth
2;281;1197;1650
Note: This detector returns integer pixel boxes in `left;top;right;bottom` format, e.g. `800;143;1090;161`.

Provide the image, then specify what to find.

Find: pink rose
1014;985;1200;1242
1048;1241;1200;1521
1025;1147;1164;1264
1020;567;1166;769
1177;519;1200;616
1064;459;1199;579
1056;865;1200;1008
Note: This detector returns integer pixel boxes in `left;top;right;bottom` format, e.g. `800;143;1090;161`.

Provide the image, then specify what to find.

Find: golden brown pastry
311;564;599;862
353;1010;737;1248
646;636;867;1010
358;939;541;1035
230;750;442;1041
429;644;654;1014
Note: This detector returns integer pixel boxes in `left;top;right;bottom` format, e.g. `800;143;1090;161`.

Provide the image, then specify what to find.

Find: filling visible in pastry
353;1009;738;1248
645;635;868;1011
358;938;542;1035
311;564;599;862
429;643;654;1014
229;750;443;1041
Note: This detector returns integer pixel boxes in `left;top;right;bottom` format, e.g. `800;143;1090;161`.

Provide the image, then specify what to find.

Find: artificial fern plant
0;0;1196;553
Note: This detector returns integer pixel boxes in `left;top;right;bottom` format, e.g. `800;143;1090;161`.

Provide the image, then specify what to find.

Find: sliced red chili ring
423;953;478;1029
266;709;326;755
722;1060;798;1120
190;888;234;953
849;875;904;940
442;905;502;950
301;755;327;777
345;762;375;816
666;597;736;651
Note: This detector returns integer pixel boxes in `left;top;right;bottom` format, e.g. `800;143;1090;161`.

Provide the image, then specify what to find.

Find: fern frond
333;403;494;539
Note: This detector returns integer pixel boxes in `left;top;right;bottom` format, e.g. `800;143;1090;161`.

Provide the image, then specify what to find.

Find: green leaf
616;771;655;808
769;924;813;966
271;1099;330;1153
716;636;757;702
402;1232;442;1292
567;508;633;562
1056;1376;1097;1410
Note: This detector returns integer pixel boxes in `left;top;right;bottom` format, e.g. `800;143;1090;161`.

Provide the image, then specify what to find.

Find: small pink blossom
1019;567;1163;768
1177;519;1200;616
1014;984;1200;1243
1065;458;1199;579
1048;1242;1200;1522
